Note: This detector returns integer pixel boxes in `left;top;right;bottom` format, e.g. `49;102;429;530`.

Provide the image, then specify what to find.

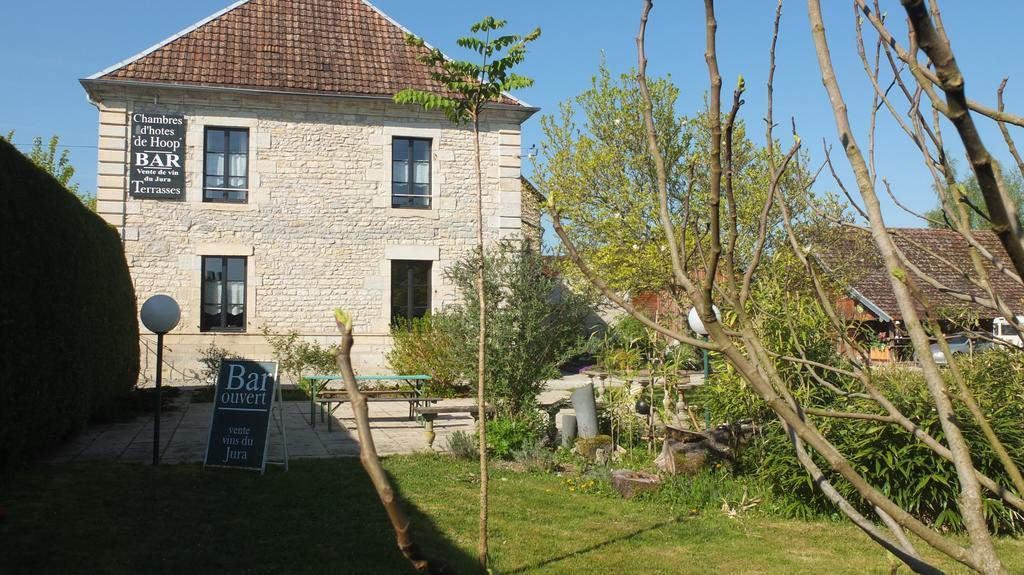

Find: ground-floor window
201;256;246;331
391;260;431;322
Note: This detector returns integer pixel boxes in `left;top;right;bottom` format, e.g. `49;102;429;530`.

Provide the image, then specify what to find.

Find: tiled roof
819;228;1024;321
89;0;526;106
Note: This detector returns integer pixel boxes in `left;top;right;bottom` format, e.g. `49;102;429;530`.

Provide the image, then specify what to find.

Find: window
392;137;431;208
995;320;1019;337
204;128;249;202
201;256;247;331
391;260;431;322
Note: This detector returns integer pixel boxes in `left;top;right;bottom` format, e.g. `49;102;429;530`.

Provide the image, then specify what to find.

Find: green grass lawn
1;455;1022;574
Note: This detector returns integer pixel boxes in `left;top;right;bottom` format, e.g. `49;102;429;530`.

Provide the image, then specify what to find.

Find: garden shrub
486;411;545;460
446;430;478;460
707;349;1024;533
593;316;649;373
591;312;699;375
262;327;337;391
196;342;235;385
595;316;660;370
446;241;592;416
0;139;139;467
698;271;1024;532
386;312;467;397
511;439;558;472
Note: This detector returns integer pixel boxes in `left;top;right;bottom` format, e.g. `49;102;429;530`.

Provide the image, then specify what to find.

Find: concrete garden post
570;383;599;438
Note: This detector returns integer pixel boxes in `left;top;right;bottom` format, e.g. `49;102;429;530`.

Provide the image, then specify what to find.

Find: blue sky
2;1;1022;230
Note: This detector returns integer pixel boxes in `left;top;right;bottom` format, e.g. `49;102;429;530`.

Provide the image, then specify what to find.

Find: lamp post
140;295;180;465
688;306;720;431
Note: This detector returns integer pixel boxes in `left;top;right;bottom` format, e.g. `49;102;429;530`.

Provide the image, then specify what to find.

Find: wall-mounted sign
204;360;279;471
129;112;186;200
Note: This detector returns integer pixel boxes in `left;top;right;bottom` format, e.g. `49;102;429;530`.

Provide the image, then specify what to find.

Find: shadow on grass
0;458;477;575
504;517;684;574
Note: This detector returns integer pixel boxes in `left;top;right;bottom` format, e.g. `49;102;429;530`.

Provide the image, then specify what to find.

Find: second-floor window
204;127;249;202
392;137;431;208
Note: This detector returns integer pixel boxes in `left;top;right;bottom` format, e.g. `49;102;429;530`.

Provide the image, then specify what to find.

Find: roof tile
819;228;1024;320
97;0;523;106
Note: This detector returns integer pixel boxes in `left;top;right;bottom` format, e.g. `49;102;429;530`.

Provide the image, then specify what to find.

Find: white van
991;316;1023;347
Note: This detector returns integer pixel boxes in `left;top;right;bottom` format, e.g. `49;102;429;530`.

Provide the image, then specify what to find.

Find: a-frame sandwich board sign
204;359;288;472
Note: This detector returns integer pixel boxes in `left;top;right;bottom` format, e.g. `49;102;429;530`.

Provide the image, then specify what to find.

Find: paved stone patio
46;374;591;464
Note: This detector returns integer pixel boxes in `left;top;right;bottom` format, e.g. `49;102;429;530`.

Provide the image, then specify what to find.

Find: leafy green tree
533;65;813;296
2;132;95;211
393;17;539;567
926;168;1024;229
535;64;686;292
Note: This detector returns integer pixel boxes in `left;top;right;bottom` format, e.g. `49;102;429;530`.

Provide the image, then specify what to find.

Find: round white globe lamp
688;305;720;430
141;294;181;335
687;305;720;336
140;295;180;465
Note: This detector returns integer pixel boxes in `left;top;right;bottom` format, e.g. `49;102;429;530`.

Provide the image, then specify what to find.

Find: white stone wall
88;85;530;380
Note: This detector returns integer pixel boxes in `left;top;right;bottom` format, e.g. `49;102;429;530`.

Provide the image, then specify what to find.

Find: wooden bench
316;388;420;425
303;375;431;429
415;405;494;449
318;396;443;431
318;389;417;401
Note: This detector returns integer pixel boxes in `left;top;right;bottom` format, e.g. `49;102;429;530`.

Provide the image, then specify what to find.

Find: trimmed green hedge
0;138;139;467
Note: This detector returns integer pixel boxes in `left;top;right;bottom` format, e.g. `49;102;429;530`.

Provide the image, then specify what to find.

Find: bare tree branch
901;0;1024;285
804;407;894;423
854;0;1024;127
807;1;1007;570
996;78;1024;177
333;311;444;573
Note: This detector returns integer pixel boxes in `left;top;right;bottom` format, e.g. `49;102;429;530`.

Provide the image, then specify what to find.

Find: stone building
817;228;1024;362
80;0;538;378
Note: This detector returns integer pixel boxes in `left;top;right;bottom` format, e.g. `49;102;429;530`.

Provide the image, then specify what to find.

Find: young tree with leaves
394;17;539;568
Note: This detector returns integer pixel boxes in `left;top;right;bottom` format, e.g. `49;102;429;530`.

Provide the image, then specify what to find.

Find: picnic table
302;374;432;429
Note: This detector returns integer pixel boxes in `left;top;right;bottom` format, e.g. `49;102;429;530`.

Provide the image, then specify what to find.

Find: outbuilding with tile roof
818;227;1024;361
